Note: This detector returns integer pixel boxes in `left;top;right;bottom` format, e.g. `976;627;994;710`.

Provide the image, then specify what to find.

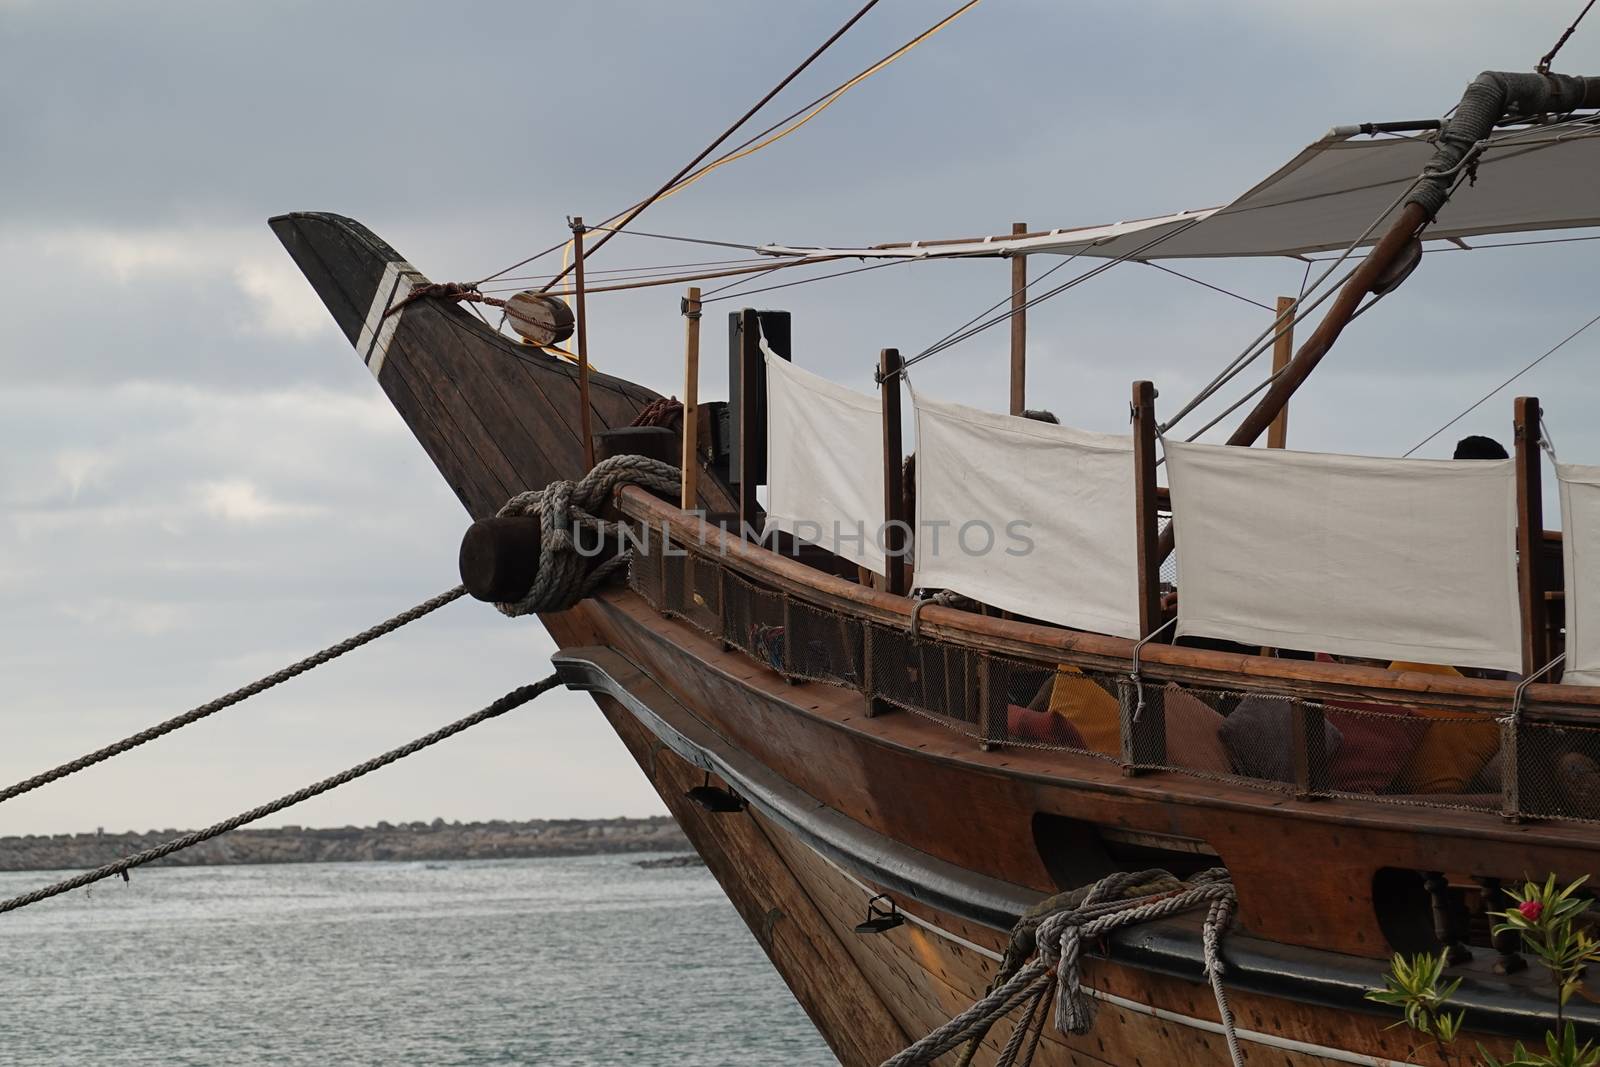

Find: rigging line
528;0;888;294
1540;0;1597;72
918;246;1091;356
1141;262;1274;311
519;255;842;298
484;255;775;287
0;586;467;807
1159;173;1427;433
0;677;562;917
1403;307;1600;458
477;259;783;296
1178;290;1391;447
579;226;767;253
700;255;920;303
474;0;979;289
899;219;1209;375
1304;232;1600;261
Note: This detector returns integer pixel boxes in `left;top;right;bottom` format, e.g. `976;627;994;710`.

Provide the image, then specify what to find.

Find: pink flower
1519;900;1545;922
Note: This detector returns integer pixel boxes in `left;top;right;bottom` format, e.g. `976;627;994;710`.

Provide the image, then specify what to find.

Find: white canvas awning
912;393;1141;639
1559;463;1600;686
1166;441;1522;671
763;351;887;573
761;120;1600;262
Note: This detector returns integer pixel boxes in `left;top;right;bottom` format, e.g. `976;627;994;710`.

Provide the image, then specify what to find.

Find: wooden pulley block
505;292;576;347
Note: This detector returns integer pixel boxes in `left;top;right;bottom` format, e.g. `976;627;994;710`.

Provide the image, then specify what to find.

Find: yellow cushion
1046;669;1230;774
1385;661;1501;794
1047;666;1121;756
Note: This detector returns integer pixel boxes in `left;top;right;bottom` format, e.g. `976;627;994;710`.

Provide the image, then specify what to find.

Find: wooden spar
1157;201;1429;561
880;348;909;595
680;287;703;511
1131;381;1163;638
1267;296;1295;449
1009;222;1027;416
1515;396;1550;674
571;216;596;470
737;308;763;531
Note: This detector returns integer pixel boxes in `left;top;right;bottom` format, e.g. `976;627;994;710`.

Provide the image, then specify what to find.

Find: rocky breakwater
0;816;692;872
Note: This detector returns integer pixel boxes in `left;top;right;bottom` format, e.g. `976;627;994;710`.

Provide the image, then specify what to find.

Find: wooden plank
880;348;908;595
1515;396;1550;675
1131;381;1163;638
571;217;595;470
681;287;703;511
1009;221;1027;416
1267;296;1295;449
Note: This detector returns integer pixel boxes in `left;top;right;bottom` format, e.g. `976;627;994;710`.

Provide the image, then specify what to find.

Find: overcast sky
3;1;1598;836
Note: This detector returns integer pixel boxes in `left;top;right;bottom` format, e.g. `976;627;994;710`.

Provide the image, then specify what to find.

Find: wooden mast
1515;396;1550;674
570;216;596;470
1267;296;1295;449
1009;222;1027;416
680;287;702;511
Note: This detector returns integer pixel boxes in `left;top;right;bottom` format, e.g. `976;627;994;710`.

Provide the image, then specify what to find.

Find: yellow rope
654;0;982;205
537;0;983;367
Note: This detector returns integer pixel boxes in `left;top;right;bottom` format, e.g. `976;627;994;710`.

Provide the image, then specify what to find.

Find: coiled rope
882;868;1241;1067
492;453;681;618
0;585;467;807
0;676;560;916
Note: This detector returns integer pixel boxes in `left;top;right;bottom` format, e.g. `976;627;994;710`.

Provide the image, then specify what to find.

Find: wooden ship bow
276;67;1600;1067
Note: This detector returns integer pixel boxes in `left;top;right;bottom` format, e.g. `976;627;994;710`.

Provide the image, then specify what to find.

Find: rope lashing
493;454;681;618
0;676;561;916
881;868;1242;1067
629;396;684;428
0;585;467;807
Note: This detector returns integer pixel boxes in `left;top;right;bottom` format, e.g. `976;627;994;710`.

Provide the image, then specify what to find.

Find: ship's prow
269;211;662;519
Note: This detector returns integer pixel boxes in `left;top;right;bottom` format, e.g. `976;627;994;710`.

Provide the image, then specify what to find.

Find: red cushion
1007;704;1087;748
1324;702;1428;793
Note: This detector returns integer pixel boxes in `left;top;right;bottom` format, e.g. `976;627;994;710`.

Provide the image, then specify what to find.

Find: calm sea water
0;853;839;1065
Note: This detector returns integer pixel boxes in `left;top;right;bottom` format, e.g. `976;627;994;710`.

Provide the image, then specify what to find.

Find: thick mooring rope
881;868;1241;1067
0;585;468;807
0;676;560;916
493;453;680;618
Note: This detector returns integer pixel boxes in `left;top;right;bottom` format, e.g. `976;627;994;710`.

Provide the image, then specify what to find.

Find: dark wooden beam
736;308;763;532
680;286;702;511
571;217;595;470
1515;396;1550;674
880;347;908;595
1009;221;1027;416
1131;381;1163;638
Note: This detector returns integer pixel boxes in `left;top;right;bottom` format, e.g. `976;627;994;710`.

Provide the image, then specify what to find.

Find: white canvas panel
1166;441;1521;671
912;392;1140;639
763;352;886;573
1559;464;1600;685
761;123;1600;262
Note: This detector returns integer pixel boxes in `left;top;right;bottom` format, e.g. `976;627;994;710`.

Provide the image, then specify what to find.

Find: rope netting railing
631;528;1600;825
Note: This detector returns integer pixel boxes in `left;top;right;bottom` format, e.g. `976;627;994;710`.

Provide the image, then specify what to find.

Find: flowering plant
1491;875;1600;1016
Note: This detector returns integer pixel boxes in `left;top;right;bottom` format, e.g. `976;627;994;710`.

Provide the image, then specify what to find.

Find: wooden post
1267;296;1295;449
1009;221;1028;416
736;308;763;532
1515;396;1549;674
880;348;909;596
1131;381;1162;638
680;287;702;511
570;217;595;470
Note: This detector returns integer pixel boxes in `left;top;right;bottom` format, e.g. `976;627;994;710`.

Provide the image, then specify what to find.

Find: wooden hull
276;215;1597;1066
